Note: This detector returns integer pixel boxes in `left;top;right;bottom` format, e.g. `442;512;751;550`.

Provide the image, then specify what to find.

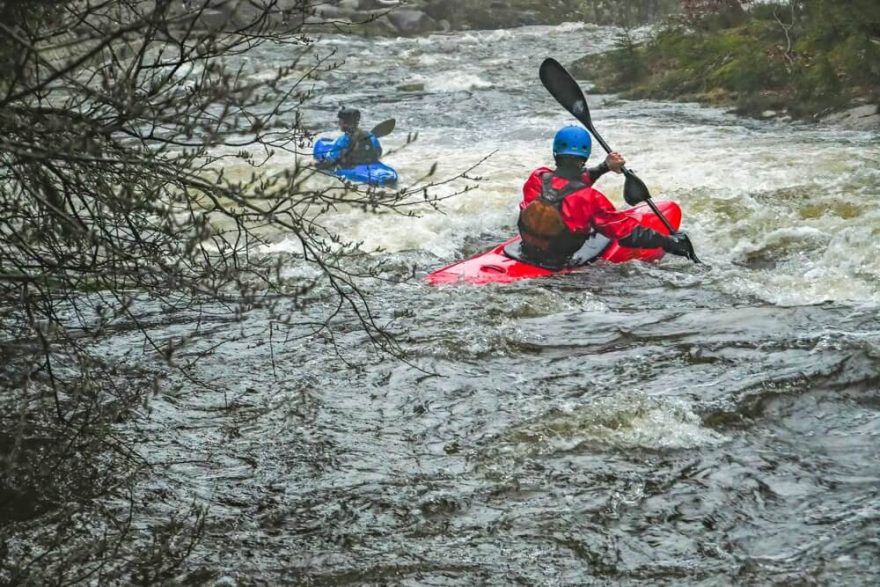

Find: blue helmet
552;125;592;159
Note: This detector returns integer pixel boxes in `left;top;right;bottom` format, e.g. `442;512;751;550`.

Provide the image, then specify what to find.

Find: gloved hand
663;231;695;258
619;227;700;263
605;152;626;173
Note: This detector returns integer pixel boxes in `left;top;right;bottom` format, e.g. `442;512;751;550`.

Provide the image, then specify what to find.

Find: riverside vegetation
574;0;880;125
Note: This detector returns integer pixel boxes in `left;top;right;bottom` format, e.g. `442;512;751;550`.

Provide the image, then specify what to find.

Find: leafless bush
0;0;476;581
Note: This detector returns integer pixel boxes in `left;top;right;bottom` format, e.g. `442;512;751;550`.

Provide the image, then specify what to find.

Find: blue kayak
313;138;399;186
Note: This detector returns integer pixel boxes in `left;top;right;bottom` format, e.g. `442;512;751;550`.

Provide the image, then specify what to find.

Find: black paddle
370;118;395;138
539;58;700;263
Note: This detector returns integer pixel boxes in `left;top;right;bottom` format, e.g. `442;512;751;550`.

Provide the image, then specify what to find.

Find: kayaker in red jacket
518;126;693;265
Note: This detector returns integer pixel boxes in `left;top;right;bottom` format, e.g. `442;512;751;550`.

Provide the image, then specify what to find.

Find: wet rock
166;0;233;30
312;3;346;19
173;0;676;36
358;0;401;9
821;104;880;130
197;8;231;31
387;9;437;35
516;10;540;26
182;0;292;30
202;0;305;30
364;14;400;35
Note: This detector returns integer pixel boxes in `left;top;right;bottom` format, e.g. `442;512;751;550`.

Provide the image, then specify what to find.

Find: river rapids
11;22;880;585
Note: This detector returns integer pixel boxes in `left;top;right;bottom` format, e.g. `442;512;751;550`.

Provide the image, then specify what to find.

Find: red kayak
426;200;681;285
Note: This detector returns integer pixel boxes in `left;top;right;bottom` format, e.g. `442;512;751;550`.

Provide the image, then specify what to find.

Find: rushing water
18;23;880;584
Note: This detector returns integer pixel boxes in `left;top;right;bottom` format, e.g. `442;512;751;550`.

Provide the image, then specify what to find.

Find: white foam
250;24;880;306
403;72;494;93
514;394;726;454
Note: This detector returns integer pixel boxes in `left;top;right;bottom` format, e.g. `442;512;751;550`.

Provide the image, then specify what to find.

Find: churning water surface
30;23;880;585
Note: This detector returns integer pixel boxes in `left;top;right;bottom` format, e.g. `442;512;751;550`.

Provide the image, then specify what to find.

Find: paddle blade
623;170;651;206
539;58;593;130
371;118;395;138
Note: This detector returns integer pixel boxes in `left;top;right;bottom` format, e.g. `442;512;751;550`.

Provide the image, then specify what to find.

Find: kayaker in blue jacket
315;107;383;170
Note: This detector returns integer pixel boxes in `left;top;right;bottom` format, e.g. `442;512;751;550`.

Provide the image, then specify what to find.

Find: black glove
619;227;698;262
662;231;694;258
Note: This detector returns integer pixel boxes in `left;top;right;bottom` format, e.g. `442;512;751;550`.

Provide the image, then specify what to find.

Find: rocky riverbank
174;0;678;37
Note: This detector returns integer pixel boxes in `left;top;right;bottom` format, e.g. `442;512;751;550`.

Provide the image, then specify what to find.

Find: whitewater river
36;24;880;584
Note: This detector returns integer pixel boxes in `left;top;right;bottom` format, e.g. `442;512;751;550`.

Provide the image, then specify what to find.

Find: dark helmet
338;107;361;125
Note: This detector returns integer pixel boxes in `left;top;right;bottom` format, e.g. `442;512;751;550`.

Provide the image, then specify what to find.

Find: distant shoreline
262;0;678;37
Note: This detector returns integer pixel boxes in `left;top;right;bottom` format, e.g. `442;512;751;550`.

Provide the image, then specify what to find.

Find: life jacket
517;172;589;261
338;130;379;167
